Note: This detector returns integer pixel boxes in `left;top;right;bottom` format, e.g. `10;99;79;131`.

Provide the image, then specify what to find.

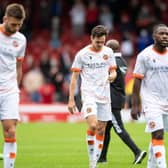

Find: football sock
147;142;157;168
152;139;167;168
94;134;104;162
86;129;95;162
3;138;17;168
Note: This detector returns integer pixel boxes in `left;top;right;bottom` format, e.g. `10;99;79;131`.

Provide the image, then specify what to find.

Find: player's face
91;35;106;51
3;16;23;35
153;27;168;48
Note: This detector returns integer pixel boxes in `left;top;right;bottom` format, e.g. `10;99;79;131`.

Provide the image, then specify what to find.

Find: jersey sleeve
133;53;146;79
71;51;82;72
17;36;27;61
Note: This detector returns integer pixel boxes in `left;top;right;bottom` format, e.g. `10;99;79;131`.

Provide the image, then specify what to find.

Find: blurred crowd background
0;0;168;107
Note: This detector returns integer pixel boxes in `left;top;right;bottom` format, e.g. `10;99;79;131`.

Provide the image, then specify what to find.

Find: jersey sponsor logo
148;56;168;72
149;66;168;72
83;62;106;69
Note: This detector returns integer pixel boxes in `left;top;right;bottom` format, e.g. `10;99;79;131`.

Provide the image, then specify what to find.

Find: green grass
0;122;167;168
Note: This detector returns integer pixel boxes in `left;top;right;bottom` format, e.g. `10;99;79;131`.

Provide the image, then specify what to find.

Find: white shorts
144;106;168;133
0;93;20;120
81;101;112;121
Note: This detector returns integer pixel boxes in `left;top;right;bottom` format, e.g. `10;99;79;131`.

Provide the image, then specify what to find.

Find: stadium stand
0;0;168;105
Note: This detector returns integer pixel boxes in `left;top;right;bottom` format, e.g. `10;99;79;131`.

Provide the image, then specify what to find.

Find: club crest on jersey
13;41;19;47
149;121;156;129
103;55;109;60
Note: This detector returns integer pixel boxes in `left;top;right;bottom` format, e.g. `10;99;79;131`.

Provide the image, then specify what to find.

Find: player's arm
131;78;142;120
131;52;145;120
16;59;23;86
68;71;80;114
16;36;26;86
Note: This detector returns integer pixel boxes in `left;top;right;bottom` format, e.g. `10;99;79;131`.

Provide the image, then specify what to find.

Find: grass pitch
0;122;167;168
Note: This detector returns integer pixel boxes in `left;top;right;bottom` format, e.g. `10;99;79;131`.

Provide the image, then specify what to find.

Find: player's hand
108;70;117;82
68;101;77;114
131;106;141;120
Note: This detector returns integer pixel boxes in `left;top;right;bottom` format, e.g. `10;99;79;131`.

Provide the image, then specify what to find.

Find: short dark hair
91;25;108;38
5;3;25;20
106;39;120;52
153;23;167;34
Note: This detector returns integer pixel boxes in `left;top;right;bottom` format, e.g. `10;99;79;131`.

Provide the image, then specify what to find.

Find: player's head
106;39;120;53
3;3;26;35
153;24;168;48
91;25;108;51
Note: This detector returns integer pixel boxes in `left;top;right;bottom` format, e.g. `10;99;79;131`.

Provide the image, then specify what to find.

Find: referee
98;39;146;164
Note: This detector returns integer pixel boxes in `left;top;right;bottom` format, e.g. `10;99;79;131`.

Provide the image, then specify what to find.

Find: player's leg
147;142;157;168
94;120;106;162
83;102;97;168
2;120;17;168
145;113;167;168
98;120;112;162
86;115;97;168
151;130;166;168
95;103;112;164
0;93;19;168
112;108;146;164
86;119;106;168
